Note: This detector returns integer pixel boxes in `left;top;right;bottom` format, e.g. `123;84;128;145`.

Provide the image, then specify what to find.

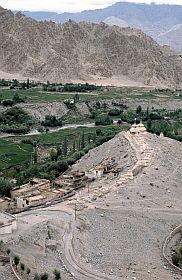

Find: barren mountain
21;2;182;52
157;24;182;53
1;7;182;86
103;16;128;28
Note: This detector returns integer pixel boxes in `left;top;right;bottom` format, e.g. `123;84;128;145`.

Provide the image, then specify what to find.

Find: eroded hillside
0;7;182;86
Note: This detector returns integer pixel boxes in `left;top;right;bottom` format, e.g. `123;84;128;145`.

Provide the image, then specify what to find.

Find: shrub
14;255;20;268
54;269;61;280
108;109;121;116
42;115;62;127
40;273;49;280
1;100;14;106
20;263;25;272
27;267;31;275
95;115;113;126
34;274;40;280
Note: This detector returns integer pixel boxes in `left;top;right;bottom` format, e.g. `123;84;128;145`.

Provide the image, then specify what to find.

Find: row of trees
43;82;101;93
13;127;119;185
13;255;61;280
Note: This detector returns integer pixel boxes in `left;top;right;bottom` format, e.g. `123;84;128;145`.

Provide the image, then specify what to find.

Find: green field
0;86;179;104
0;124;129;167
10;124;130;146
0;139;33;170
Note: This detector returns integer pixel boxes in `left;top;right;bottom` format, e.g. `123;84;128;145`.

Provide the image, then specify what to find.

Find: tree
56;146;62;157
95;115;113;126
72;140;76;153
96;129;102;136
20;263;25;272
50;149;58;161
80;132;85;150
62;138;68;157
14;255;20;268
27;78;30;89
136;105;142;114
33;145;38;164
53;269;61;280
73;93;79;103
0;178;13;196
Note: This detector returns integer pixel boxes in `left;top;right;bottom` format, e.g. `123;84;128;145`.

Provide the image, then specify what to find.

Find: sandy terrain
72;75;154;88
0;132;182;280
0;70;41;82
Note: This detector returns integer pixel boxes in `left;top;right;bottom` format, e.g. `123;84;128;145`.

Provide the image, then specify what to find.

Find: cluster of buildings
0;121;150;213
0;174;88;212
85;158;122;178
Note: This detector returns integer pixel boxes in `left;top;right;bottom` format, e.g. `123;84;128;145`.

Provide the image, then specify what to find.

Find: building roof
26;195;44;202
12;178;50;194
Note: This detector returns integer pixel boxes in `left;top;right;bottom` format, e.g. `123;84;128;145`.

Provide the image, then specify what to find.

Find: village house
10;178;51;200
10;178;52;209
86;158;118;178
54;172;88;190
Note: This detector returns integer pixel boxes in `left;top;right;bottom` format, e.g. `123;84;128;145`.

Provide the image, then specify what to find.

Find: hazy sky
0;0;181;12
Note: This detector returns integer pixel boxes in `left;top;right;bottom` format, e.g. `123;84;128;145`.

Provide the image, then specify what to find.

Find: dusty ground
0;132;182;280
73;133;182;280
72;75;154;88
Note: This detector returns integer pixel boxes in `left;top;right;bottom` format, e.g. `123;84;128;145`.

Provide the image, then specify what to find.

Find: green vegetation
95;115;113;126
0;78;182;188
20;262;25;272
1;125;129;184
43;82;101;93
0;107;32;134
42;115;62;127
14;255;20;268
53;270;61;280
0;139;33;170
40;273;49;280
146;109;182;141
34;274;41;280
27;267;31;275
0;178;13;196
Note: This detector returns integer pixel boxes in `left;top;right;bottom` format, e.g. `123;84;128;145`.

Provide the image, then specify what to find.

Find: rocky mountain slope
21;2;182;52
1;7;182;86
157;24;182;53
103;16;128;28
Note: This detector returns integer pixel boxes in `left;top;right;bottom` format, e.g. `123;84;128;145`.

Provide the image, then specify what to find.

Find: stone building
11;178;51;199
130;120;147;135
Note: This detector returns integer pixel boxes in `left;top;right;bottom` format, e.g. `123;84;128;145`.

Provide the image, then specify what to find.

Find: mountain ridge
0;7;182;87
17;2;182;52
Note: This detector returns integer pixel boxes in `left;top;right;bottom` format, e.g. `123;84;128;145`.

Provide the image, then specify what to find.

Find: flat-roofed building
11;178;51;199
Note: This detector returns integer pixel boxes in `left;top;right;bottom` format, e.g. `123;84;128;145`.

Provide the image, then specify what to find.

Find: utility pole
88;184;90;194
